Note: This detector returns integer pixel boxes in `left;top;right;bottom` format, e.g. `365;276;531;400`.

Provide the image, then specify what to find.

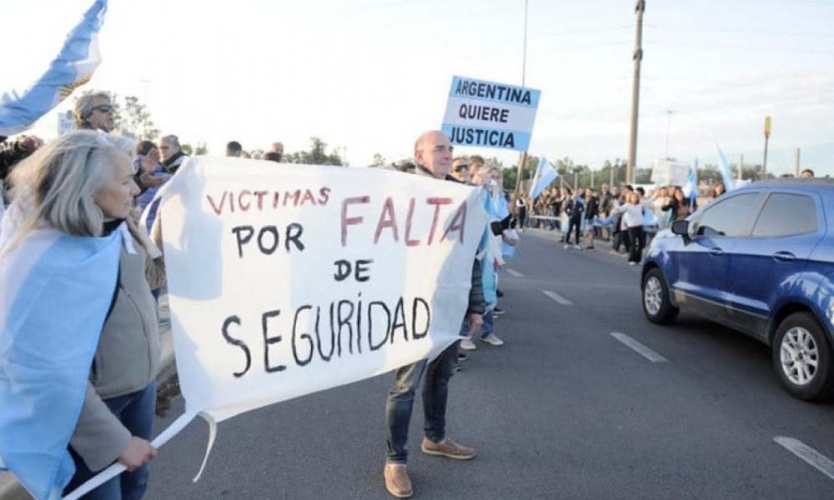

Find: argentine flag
0;0;108;137
528;156;558;199
0;208;121;500
682;165;697;199
716;145;735;191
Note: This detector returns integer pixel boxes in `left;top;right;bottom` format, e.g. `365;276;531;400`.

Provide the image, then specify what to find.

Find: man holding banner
384;130;486;499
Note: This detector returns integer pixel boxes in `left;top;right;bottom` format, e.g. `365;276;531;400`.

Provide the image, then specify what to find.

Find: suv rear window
692;193;759;237
751;192;818;238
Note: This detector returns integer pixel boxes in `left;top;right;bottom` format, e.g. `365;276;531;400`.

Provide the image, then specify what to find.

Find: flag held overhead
0;0;107;137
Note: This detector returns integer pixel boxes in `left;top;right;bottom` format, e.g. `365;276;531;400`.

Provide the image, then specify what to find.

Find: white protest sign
158;157;487;426
57;110;75;135
441;75;541;151
650;159;691;186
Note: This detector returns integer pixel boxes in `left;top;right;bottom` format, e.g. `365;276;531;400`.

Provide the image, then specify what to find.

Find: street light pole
626;0;646;185
513;0;531;206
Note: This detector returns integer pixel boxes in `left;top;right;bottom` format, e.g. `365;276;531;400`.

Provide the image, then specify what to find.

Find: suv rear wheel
773;312;834;401
642;268;679;325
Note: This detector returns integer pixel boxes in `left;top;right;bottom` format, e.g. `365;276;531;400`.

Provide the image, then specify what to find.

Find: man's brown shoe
384;463;413;498
421;437;476;460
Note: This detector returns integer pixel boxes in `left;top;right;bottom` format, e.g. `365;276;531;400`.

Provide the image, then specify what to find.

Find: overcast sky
3;0;833;174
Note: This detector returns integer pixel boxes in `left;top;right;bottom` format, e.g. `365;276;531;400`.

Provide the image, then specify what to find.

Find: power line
645;23;834;40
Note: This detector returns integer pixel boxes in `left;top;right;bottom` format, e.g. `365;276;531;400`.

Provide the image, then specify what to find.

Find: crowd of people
0;88;824;500
0;90;524;500
514;182;716;265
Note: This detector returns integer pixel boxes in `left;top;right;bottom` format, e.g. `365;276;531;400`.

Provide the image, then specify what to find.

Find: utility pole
763;115;771;179
794;148;801;177
626;0;646;185
739;154;744;181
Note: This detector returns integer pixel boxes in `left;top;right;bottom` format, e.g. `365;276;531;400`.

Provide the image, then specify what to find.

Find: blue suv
641;179;834;401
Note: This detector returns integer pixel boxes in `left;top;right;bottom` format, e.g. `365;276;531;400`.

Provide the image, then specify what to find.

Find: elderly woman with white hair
0;130;165;499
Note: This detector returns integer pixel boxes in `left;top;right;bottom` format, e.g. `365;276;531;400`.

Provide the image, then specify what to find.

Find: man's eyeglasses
453;164;469;173
91;104;114;113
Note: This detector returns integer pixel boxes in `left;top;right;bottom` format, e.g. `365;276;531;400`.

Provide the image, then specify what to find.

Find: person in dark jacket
0;135;43;206
159;135;189;174
384;130;486;499
583;187;600;249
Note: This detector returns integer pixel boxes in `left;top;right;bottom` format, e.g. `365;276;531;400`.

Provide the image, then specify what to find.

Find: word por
221;295;431;377
206;187;331;216
341;196;467;247
232;223;305;258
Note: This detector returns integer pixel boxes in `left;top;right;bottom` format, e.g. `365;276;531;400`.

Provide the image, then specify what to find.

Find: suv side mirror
671;219;691;244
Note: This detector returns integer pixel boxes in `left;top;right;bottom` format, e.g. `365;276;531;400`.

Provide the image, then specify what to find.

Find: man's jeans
65;382;156;500
385;340;460;464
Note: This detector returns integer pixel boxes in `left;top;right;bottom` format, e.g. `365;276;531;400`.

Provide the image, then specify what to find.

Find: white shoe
563;244;569;249
574;245;581;250
481;334;504;346
460;338;477;351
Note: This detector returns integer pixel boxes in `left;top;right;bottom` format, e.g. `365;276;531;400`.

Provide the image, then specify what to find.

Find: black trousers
627;226;644;263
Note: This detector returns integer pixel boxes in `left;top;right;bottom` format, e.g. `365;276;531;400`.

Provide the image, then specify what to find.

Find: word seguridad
221;295;432;377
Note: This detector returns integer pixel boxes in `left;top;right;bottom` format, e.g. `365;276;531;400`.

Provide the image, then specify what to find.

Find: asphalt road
146;228;834;499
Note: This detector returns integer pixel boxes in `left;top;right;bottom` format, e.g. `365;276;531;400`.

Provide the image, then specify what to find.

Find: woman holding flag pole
0;130;165;500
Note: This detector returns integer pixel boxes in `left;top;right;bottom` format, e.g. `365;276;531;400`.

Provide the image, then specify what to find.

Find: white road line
774;437;834;481
610;332;668;363
543;290;573;306
506;269;524;278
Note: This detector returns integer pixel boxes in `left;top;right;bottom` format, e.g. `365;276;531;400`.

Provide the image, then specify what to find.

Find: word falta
208;189;471;251
221;295;431;377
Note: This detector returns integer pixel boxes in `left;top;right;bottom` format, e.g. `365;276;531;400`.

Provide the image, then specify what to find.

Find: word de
333;259;374;282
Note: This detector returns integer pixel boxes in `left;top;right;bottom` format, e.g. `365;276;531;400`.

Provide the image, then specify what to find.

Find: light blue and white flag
0;208;121;500
0;0;108;137
682;164;697;199
716;144;735;191
528;156;558;199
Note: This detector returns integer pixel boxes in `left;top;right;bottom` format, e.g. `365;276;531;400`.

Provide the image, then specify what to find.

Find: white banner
159;158;487;424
